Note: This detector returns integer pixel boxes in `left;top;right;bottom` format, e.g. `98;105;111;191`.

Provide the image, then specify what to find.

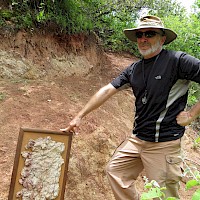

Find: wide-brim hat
124;15;177;45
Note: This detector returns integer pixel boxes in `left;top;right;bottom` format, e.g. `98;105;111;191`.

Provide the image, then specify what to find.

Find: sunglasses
135;31;161;39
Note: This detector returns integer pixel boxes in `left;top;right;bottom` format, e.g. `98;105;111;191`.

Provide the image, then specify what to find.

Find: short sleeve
178;53;200;83
110;63;135;90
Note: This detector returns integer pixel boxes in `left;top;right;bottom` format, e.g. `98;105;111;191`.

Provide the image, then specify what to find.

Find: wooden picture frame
9;127;73;200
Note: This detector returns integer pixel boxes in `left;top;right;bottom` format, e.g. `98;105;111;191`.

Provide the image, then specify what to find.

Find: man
61;16;200;199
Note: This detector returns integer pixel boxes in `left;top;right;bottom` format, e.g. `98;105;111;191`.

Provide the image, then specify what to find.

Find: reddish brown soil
0;30;199;200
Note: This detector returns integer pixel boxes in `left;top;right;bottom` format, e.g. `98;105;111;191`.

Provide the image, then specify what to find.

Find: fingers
60;127;72;132
60;124;79;135
176;111;192;126
60;116;81;135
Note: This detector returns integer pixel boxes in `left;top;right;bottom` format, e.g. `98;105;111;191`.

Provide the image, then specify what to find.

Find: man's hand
176;111;193;126
60;116;81;134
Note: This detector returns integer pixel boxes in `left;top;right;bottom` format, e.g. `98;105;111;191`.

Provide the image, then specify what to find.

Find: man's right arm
60;83;118;133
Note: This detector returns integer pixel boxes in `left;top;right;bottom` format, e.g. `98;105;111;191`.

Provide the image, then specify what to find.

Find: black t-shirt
111;49;200;142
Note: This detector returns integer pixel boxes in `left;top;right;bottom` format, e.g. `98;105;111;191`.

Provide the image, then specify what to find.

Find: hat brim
124;27;177;45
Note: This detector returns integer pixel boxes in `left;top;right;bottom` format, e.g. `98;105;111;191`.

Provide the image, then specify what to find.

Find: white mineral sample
16;137;65;200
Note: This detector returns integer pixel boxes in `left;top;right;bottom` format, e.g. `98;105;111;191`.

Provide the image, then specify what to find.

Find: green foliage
0;0;199;73
141;187;165;199
141;179;178;200
191;189;200;200
141;179;165;200
186;179;200;190
65;0;94;33
0;8;14;26
0;0;93;31
183;158;200;200
142;162;200;200
186;174;200;200
0;10;13;20
0;1;187;43
188;82;200;107
3;0;34;29
163;15;200;59
147;0;185;17
161;13;200;106
193;136;200;149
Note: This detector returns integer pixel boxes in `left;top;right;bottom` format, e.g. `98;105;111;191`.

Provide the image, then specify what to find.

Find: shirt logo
155;75;162;80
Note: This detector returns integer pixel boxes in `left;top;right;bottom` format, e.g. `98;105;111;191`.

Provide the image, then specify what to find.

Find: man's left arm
176;100;200;126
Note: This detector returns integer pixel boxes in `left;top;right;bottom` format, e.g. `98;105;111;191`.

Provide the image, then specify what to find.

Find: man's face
136;28;166;59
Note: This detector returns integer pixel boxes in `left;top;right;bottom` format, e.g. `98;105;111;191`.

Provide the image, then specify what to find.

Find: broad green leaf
195;137;200;144
186;180;199;190
192;189;200;200
141;188;164;199
144;183;152;189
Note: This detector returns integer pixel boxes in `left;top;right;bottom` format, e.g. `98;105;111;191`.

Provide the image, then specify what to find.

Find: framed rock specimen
9;128;73;200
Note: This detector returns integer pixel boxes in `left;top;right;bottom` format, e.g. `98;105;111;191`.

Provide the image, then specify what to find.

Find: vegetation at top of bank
0;0;200;107
0;0;199;57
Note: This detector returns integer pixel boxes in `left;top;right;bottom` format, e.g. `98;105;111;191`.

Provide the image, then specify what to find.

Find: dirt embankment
0;30;199;200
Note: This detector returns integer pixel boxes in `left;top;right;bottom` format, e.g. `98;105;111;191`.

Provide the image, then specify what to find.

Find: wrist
188;111;196;121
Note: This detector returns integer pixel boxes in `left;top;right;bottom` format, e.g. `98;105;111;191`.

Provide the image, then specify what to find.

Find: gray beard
139;41;161;57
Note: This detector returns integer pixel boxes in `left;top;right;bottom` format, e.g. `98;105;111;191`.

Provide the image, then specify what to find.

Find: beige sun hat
124;15;177;45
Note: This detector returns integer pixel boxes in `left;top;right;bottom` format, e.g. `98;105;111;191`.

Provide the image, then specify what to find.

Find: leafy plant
188;82;200;107
184;162;200;200
193;136;200;149
0;0;199;67
141;177;178;200
142;155;200;200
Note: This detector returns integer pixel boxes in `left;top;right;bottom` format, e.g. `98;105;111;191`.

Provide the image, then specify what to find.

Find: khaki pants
106;134;183;200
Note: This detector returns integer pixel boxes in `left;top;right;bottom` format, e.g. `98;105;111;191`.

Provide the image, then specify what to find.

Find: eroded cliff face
0;29;197;200
0;30;106;79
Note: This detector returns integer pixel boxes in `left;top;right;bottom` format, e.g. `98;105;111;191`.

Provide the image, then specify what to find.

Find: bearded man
61;16;200;199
